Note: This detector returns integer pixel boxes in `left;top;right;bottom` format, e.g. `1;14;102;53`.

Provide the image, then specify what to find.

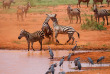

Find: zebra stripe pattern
67;5;81;24
93;5;109;25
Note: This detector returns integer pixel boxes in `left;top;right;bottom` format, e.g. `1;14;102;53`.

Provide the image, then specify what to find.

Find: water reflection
0;50;109;74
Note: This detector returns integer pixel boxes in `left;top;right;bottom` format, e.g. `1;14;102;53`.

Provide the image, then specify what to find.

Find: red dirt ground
0;4;110;74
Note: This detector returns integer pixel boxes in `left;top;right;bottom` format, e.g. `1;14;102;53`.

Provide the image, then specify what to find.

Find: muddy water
0;50;109;74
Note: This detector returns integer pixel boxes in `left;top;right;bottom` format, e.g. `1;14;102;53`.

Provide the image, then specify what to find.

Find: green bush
81;15;107;30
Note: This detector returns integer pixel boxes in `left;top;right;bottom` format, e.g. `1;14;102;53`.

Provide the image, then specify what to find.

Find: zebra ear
55;14;57;17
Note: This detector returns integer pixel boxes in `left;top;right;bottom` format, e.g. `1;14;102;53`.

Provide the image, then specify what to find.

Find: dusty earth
0;4;110;74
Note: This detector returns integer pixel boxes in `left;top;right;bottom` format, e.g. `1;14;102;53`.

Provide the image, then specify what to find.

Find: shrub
81;15;107;30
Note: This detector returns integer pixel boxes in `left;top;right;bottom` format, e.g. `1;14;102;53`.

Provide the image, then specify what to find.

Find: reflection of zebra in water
47;14;80;44
93;5;109;25
67;5;81;24
42;14;53;42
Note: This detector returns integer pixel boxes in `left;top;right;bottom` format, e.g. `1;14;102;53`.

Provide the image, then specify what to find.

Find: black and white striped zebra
67;5;81;24
18;29;44;51
93;5;109;25
42;14;53;42
47;14;80;44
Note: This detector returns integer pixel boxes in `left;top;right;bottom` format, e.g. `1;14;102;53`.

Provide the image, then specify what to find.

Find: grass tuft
81;15;107;30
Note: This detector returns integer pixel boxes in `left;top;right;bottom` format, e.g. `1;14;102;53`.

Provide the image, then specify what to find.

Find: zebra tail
76;31;80;38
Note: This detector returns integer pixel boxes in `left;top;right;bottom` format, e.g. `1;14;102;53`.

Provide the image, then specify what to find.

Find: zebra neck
53;21;58;27
44;16;50;23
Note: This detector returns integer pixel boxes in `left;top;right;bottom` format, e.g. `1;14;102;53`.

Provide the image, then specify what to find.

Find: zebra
18;29;44;51
3;0;15;9
42;14;53;42
93;0;103;6
67;5;81;24
17;2;31;17
77;0;90;7
106;0;110;7
93;5;109;25
47;14;80;44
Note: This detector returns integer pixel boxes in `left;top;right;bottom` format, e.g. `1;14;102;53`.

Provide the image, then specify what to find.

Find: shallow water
0;50;109;74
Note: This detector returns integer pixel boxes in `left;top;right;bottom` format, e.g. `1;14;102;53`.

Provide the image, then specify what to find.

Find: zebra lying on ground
93;5;109;25
42;14;53;42
77;0;90;7
47;14;80;44
18;30;44;51
67;5;81;24
3;0;15;9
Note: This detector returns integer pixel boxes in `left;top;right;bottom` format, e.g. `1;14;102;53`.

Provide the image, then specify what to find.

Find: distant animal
48;46;54;59
67;5;81;24
77;0;90;7
77;60;81;70
93;0;103;6
17;2;31;17
3;0;15;9
72;41;77;51
42;14;53;42
47;14;80;44
93;5;109;25
106;0;110;7
88;57;94;65
18;29;44;51
59;56;64;68
97;56;105;63
74;57;80;66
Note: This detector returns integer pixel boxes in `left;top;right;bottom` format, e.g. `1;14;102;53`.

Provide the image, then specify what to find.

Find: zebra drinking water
47;14;80;44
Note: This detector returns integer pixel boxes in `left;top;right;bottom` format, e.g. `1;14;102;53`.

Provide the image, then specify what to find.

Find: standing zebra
18;29;44;51
42;14;53;42
67;5;81;24
106;0;110;7
93;5;109;25
47;14;80;44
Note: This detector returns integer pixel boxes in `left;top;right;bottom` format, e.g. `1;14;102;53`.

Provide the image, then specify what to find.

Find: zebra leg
102;17;105;25
71;36;75;45
98;17;100;23
39;40;42;51
105;16;109;25
78;15;81;23
76;16;78;23
55;31;59;43
17;14;19;21
28;42;30;51
87;2;89;7
101;1;103;5
65;34;72;44
51;33;54;42
31;42;35;51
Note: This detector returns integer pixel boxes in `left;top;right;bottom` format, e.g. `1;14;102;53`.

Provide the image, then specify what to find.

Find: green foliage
81;15;107;30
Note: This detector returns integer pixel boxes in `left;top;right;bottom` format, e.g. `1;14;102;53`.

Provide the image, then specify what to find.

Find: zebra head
27;2;31;8
46;14;57;22
18;29;28;39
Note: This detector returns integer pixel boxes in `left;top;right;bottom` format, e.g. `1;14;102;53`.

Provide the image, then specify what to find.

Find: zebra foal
18;30;44;51
93;5;109;25
67;5;81;24
47;14;80;44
